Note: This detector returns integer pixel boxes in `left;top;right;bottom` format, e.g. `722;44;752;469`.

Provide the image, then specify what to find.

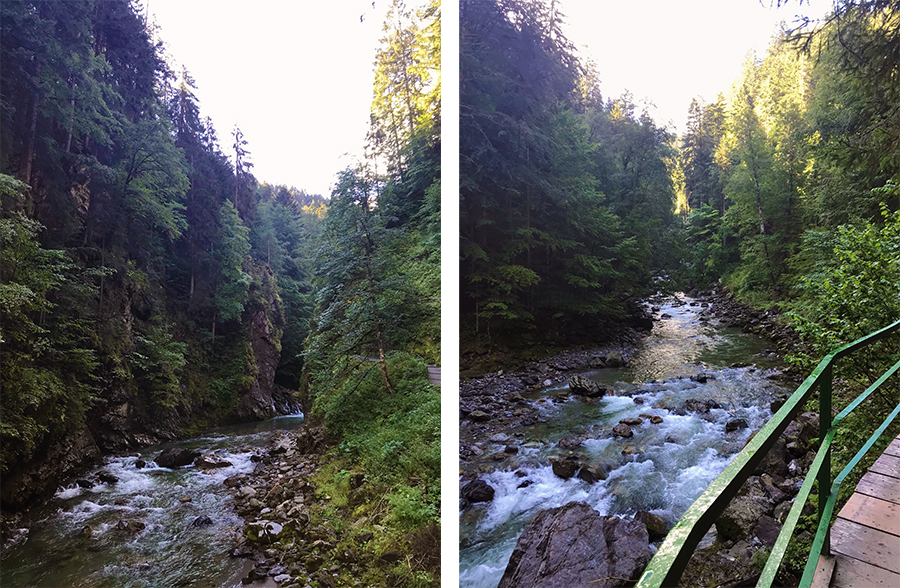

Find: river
459;295;789;587
0;414;305;588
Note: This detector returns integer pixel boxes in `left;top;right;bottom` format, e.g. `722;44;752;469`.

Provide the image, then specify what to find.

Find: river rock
680;539;760;588
155;448;201;469
576;465;607;484
134;459;146;469
715;483;773;542
194;454;233;469
798;412;820;447
249;520;283;541
497;502;650;588
589;355;607;368
726;418;748;432
462;479;495;503
191;515;213;527
604;351;625;368
551;459;579;480
753;437;789;478
224;475;243;488
612;423;633;438
755;514;781;547
114;519;146;534
558;437;582;449
683;399;710;414
567;375;606;398
620;417;643;426
468;410;491;422
635;510;669;541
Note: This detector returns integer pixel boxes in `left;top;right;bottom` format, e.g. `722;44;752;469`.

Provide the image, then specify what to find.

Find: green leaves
214;200;251;323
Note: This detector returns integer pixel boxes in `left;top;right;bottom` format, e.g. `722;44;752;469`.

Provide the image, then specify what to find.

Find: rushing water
459;296;788;588
1;414;304;588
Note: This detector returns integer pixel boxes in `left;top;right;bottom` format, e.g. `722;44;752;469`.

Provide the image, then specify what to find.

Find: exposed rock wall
234;263;285;422
0;427;100;511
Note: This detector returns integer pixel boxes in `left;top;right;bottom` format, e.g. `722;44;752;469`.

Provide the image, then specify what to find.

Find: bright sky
560;0;834;132
146;0;390;197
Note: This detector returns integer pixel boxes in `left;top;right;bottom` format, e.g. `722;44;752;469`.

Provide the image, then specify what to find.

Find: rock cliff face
2;264;290;513
0;428;101;511
234;264;285;422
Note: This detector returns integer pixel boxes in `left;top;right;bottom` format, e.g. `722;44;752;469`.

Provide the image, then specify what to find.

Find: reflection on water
1;414;303;588
459;296;787;588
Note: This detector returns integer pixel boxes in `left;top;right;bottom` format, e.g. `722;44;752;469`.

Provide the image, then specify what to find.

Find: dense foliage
0;0;317;486
671;6;900;579
297;0;441;584
459;0;680;347
677;2;899;349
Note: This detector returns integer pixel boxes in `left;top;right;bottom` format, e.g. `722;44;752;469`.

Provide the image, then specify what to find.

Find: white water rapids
459;296;788;588
1;414;304;588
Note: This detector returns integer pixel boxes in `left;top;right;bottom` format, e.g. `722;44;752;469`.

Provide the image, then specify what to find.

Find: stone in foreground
497;502;651;588
568;375;607;398
155;448;200;469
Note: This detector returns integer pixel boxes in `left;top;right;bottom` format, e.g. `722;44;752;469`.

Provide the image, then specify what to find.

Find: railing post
818;362;832;556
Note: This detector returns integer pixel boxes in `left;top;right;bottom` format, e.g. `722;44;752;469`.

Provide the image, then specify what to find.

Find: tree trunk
376;323;394;394
19;92;39;185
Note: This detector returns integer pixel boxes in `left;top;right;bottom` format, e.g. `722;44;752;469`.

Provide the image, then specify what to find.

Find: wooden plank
856;471;900;504
869;453;900;480
831;553;900;588
884;436;900;458
810;554;835;588
831;517;900;574
837;493;900;536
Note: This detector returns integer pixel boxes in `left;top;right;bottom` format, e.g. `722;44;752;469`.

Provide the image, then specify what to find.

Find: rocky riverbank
225;426;440;587
459;288;818;587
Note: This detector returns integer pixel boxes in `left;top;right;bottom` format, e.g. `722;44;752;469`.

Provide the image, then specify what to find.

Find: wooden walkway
827;433;900;587
427;365;441;386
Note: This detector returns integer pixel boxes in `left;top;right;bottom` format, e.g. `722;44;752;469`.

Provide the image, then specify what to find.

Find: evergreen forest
459;2;897;585
1;0;440;585
460;0;899;365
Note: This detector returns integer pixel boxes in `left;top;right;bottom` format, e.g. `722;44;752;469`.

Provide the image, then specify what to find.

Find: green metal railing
637;319;900;588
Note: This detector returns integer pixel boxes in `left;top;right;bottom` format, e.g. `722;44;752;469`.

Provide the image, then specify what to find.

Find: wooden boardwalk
828;434;900;587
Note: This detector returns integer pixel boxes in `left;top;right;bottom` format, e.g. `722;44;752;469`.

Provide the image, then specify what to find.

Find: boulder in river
461;479;495;503
576;465;607;484
194;454;233;469
155;448;200;469
612;423;633;438
551;459;578;480
567;375;606;398
497;502;651;588
98;472;118;484
113;519;146;534
558;437;582;449
683;399;711;414
726;418;748;432
191;515;213;527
